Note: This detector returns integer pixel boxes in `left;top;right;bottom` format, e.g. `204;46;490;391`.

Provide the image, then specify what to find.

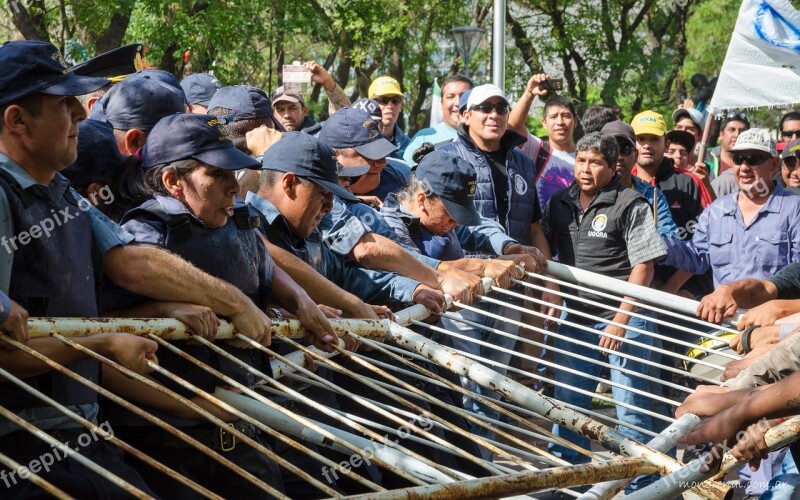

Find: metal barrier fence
0;261;795;499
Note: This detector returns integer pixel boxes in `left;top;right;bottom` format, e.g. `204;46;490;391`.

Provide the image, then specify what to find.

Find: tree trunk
94;9;134;55
8;0;49;42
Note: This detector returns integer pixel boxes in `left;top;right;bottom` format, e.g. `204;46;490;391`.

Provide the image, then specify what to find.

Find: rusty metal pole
344;458;662;500
26;317;390;340
579;413;702;500
626;416;800;500
387;322;731;500
0;449;74;499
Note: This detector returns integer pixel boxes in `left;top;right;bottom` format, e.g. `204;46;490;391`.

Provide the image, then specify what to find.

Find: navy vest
122;196;272;387
548;180;644;321
0;170;98;409
438;128;537;244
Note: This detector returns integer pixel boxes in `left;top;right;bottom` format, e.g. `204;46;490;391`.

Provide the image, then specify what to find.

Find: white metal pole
492;0;505;90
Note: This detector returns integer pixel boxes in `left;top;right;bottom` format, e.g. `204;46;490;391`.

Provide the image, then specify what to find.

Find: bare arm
0;333;157;379
508;74;550;137
103;245;271;345
696;280;779;324
352;233;474;303
264;238;378;319
600;261;654;351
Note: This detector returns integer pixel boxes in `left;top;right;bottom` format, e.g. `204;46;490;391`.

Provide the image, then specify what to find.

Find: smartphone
543;78;564;92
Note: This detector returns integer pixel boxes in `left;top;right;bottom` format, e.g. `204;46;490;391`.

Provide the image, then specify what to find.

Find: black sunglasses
732;153;772;166
723;111;750;126
781;130;800;139
469;102;510;115
616;142;635;156
374;96;402;105
336;162;366;185
784;156;799;170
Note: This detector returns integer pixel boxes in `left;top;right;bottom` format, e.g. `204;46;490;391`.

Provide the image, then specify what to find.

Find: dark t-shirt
485;149;510;226
768;263;800;299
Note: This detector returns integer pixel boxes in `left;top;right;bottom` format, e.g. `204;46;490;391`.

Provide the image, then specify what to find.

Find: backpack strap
534;139;552;180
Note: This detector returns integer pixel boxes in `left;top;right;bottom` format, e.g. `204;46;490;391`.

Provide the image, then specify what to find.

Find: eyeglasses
469;102;510;115
374;96;402;105
781;130;800;139
784;156;799;170
732;153;772;166
616;142;635;156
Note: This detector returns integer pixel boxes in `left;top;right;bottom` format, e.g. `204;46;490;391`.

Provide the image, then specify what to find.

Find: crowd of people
1;39;800;498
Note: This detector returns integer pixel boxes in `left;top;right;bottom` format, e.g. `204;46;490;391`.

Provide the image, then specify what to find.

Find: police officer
109;113;336;498
0;40;272;498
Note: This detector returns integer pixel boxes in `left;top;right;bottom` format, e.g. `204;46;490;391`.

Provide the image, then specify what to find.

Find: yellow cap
368;76;403;98
631;110;667;137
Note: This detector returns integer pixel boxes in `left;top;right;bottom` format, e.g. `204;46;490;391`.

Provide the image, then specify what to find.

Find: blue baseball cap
458;89;473;113
142;113;261;171
415;150;481;226
62;120;135;186
92;70;186;131
261;132;358;202
0;41;109;107
318;108;397;161
181;73;222;107
207;85;277;123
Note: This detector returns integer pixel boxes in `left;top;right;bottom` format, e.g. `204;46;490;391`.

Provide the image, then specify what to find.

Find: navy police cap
318;108;397;161
143;113;261;171
261;132;358;202
415;150;481;226
62;120;135;186
0;41;109;107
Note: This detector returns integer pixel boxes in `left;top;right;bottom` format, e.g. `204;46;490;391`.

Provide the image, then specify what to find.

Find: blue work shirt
631;176;680;239
403;122;458;166
246;192;421;307
0;153;133;293
380;194;464;261
321;196;443;268
366;158;411;202
387;124;412;160
662;186;800;286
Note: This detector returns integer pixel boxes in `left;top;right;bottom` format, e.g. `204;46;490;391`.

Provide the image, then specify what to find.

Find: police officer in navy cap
90;69;187;155
108;114;336;498
181;73;222;114
0;40;273;498
71;43;145;113
207;85;285;193
62;119;137;221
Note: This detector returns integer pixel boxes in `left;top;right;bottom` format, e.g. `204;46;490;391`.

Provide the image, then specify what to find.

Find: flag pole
696;112;715;165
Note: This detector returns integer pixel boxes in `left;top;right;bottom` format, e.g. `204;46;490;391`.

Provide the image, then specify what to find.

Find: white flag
708;0;800;113
429;79;443;127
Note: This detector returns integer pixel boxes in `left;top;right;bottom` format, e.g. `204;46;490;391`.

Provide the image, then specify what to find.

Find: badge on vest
514;174;528;195
588;214;608;238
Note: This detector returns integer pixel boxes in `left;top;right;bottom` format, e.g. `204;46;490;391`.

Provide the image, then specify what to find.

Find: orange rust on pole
0;362;222;499
47;333;288;498
0;449;74;499
26;317;390;340
345;458;662;500
276;333;516;473
1;334;278;496
196;333;468;483
0;405;151;499
145;334;383;493
353;332;595;460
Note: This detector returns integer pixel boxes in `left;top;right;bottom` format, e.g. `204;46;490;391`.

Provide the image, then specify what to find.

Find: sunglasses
732;153;772;166
781;130;800;139
374;96;402;105
337;162;366;185
469;102;510;115
724;111;750;126
784;156;799;170
616;142;635;156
